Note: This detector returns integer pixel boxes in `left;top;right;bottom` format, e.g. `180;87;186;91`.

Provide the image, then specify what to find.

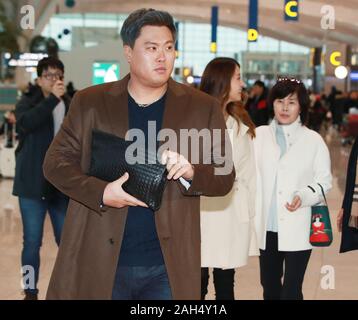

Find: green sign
92;62;120;85
0;87;17;104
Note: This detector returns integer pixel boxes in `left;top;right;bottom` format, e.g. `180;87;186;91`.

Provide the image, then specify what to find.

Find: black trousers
259;232;312;300
201;267;235;300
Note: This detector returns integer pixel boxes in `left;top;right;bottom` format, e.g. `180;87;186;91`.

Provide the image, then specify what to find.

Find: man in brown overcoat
43;8;235;300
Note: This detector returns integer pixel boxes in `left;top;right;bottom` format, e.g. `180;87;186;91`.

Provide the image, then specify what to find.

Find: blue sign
248;0;259;42
211;6;218;53
350;71;358;81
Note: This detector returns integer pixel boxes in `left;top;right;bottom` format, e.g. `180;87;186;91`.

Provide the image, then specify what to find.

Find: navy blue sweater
117;93;166;266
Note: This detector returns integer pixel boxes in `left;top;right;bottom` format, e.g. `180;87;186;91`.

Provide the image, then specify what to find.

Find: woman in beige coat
199;57;258;300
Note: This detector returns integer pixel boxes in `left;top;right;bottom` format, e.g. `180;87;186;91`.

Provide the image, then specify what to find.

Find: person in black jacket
0;111;16;147
12;57;71;300
337;136;358;253
246;80;269;127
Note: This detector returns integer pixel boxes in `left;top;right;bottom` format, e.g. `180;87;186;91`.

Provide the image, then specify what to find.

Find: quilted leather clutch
88;129;167;211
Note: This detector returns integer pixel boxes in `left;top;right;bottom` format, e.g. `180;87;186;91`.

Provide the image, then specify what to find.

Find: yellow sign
248;29;258;42
183;67;191;77
285;1;298;18
330;51;342;66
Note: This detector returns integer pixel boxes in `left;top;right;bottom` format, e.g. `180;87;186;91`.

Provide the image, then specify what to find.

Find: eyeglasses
42;73;64;81
277;77;302;84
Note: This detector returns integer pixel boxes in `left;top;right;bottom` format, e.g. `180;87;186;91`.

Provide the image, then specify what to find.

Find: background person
200;57;259;300
13;57;71;300
246;80;269;127
254;78;332;300
42;8;235;300
337;136;358;252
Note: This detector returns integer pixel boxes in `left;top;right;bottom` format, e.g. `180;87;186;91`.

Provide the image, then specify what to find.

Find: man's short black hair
268;79;309;124
120;8;176;48
37;57;64;77
254;80;265;88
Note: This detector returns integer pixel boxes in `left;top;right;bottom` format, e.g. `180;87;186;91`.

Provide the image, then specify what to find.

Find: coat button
109;238;114;245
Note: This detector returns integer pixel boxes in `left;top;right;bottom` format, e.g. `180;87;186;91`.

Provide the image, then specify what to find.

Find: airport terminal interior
0;0;358;300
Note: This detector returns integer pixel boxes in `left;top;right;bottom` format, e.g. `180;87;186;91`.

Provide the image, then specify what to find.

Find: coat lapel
156;79;190;239
269;120;281;162
64;94;71;114
162;78;189;132
103;74;130;138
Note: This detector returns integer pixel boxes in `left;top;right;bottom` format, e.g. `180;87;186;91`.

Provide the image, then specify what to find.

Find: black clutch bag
88;129;167;211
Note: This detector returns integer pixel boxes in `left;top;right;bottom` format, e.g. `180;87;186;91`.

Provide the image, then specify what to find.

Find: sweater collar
270;116;303;146
271;116;301;134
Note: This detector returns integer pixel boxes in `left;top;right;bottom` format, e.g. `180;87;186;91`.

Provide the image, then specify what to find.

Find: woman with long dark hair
200;57;259;300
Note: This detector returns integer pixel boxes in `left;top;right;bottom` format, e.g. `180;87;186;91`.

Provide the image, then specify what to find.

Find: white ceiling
16;0;358;48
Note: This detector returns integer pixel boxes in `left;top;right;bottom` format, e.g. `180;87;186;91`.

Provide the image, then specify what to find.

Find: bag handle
317;183;327;205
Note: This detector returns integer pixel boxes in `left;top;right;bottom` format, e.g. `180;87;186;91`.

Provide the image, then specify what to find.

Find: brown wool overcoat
43;74;235;300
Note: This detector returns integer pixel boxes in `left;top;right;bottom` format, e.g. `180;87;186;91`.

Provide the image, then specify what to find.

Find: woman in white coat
254;78;332;300
199;57;258;300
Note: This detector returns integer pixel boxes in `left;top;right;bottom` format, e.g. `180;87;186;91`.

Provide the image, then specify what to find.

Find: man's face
253;84;263;96
124;25;175;87
37;67;64;96
350;91;358;100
